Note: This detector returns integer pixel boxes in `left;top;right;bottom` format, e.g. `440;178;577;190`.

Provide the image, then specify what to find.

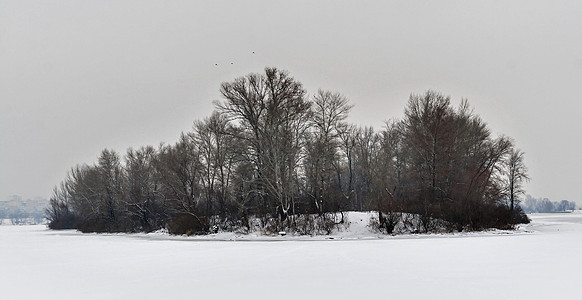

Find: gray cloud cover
1;0;581;203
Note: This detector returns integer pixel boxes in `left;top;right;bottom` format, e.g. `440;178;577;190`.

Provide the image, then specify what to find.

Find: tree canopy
46;67;529;234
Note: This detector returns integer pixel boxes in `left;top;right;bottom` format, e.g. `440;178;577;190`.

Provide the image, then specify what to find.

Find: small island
47;67;530;236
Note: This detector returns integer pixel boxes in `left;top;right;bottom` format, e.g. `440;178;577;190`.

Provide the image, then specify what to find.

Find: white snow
1;212;581;299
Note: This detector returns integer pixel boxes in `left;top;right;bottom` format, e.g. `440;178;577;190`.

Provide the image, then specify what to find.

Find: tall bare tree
305;90;353;213
124;146;165;231
154;134;206;232
505;148;529;212
217;67;311;220
193;111;237;219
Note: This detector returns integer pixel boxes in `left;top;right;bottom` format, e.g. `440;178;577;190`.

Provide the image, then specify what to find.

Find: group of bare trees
46;67;529;234
376;92;530;232
521;195;576;213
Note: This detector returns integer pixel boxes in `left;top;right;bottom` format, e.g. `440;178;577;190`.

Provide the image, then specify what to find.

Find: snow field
1;212;581;299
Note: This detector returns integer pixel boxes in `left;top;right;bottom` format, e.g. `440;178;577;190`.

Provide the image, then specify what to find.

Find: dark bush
45;199;78;230
76;217;108;233
76;216;131;233
47;213;77;230
167;214;209;235
510;206;530;224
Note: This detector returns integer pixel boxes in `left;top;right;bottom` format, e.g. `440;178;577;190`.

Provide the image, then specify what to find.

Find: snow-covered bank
108;211;532;242
1;212;581;299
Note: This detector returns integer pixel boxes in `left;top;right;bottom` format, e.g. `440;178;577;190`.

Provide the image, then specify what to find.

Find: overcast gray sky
1;0;581;204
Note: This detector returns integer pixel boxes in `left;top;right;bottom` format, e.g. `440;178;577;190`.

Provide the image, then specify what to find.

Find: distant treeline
521;195;576;213
46;67;529;235
1;196;47;225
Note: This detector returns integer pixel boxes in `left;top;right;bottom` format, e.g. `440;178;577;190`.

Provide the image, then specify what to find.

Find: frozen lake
1;213;581;299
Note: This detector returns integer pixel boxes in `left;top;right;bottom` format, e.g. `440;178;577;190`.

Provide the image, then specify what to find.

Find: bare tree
403;91;454;204
305;90;353;213
46;182;77;229
374;121;405;233
352;126;380;211
60;152;125;233
96;149;125;231
337;123;357;209
124;146;166;232
193;111;237;220
217;67;311;222
505;148;529;212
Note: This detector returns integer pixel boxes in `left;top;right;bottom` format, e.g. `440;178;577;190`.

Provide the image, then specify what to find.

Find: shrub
167;214;209;235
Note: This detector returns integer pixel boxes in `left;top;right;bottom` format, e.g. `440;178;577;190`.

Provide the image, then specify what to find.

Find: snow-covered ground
1;212;581;299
